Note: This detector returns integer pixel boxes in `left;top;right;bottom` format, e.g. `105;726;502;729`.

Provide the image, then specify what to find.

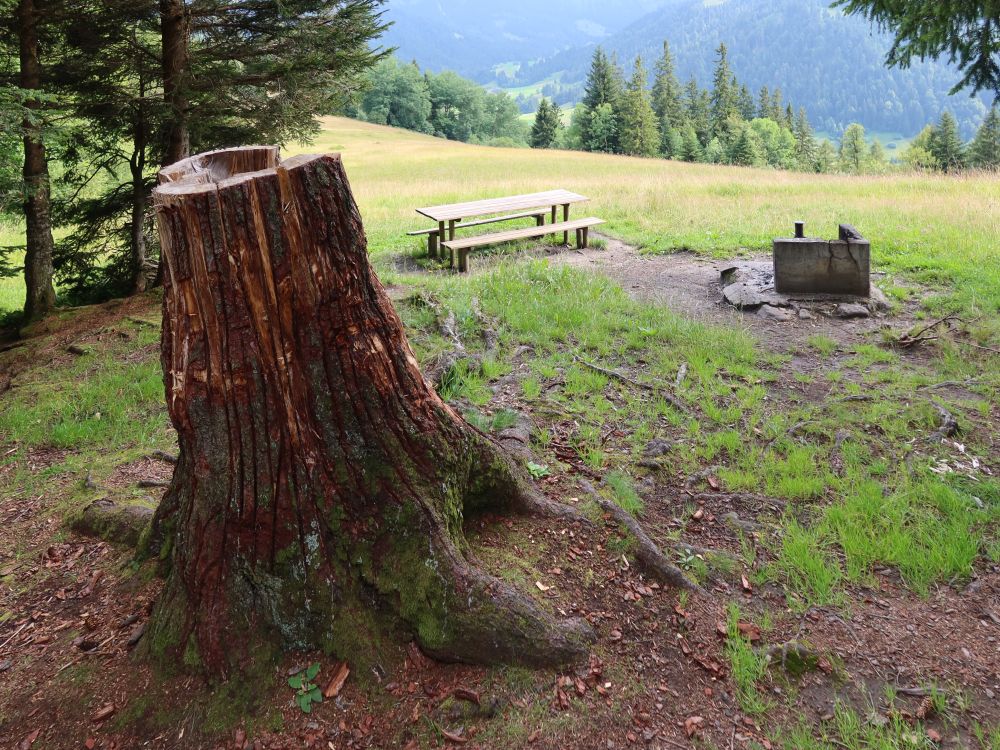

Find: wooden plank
406;210;547;236
441;217;605;251
417;190;588;222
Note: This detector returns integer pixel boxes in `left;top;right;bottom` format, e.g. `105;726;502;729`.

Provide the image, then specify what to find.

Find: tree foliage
618;57;660;157
834;0;1000;95
530;97;562;149
969;104;1000;168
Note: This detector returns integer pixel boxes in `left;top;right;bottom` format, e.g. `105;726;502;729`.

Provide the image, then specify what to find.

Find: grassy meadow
298;117;1000;334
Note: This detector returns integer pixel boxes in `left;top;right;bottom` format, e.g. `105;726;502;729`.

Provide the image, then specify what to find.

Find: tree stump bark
145;147;593;680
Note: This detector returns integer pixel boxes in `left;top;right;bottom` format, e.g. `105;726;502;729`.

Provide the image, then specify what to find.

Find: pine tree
618;57;660;157
793;108;818;171
785;104;794;130
757;86;771;119
770;88;785;122
530;98;562;149
685;77;711;146
839;123;869;173
580;47;623;152
662;126;684;160
738;85;755;120
651;40;684;129
929;111;966;171
710;43;738;137
729;125;764;167
680;125;703;162
969;105;1000;169
816;140;838;173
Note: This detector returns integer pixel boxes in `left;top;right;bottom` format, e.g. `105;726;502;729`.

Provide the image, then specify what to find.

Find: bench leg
535;213;544;227
458;248;469;273
562;204;569;245
449;244;455;269
428;231;438;259
550;206;557;225
576;228;583;248
583;227;590;248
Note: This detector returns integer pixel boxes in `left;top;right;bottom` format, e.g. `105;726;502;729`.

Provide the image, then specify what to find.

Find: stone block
773;228;870;296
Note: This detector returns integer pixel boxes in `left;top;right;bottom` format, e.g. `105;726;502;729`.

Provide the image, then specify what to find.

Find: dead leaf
527;729;542;743
738;621;762;642
18;730;40;750
741;574;753;593
323;661;350;699
916;696;935;720
707;476;720;490
692;507;704;521
440;727;468;744
684;716;704;737
535;581;551;592
452;687;480;705
84;738;96;750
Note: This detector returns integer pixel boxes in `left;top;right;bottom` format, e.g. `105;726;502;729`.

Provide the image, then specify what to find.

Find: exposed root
577;480;703;593
574;356;689;414
929;400;959;440
763;640;822;674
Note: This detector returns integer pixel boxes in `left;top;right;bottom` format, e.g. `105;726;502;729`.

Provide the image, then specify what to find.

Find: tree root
577;480;703;592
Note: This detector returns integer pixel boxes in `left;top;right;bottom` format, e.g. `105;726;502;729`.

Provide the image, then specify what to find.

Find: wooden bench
407;210;546;258
442;217;605;272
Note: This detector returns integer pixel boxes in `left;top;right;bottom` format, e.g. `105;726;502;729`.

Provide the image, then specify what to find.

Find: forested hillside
502;0;992;137
380;0;664;78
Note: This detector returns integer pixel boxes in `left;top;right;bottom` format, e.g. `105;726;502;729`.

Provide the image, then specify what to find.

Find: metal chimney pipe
794;221;805;239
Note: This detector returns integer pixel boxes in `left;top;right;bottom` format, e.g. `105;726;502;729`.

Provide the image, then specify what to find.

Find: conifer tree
757;86;771;119
816;140;838;173
738;85;755;120
651;41;684;129
580;47;623;152
679;125;703;162
530;97;562;149
618;57;660;157
785;103;794;129
793;107;818;171
769;88;785;122
839;123;868;173
710;43;738;137
685;77;711;146
929;111;966;171
729;124;763;167
969;105;1000;169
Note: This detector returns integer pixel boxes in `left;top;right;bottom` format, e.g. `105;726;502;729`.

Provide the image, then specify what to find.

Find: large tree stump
145;147;593;679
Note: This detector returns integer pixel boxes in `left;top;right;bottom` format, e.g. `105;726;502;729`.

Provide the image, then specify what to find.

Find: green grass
295;117;1000;343
724;603;773;715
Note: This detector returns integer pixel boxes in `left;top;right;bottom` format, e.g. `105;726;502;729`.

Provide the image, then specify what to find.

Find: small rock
834;303;870;319
759;304;794;322
0;658;12;672
798;308;814;320
723;512;761;532
868;286;891;312
642;439;672;458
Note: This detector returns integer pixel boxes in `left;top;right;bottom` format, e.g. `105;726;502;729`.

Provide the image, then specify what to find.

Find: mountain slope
380;0;667;78
515;0;991;136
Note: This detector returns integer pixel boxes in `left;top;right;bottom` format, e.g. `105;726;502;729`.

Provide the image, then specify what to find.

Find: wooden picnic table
414;189;589;255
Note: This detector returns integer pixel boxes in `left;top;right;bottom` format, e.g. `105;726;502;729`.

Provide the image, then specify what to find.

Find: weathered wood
144;147;593;680
445;217;605;273
416;189;587;222
407;210;547;236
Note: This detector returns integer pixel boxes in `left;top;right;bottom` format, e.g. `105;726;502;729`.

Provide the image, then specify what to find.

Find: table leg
428;231;438;259
562;204;570;245
448;219;457;240
550;205;557;225
437;221;446;261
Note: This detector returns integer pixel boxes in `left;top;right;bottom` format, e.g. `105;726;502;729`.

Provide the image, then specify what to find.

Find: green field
298;117;1000;338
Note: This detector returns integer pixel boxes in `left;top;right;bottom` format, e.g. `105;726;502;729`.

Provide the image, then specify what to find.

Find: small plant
526;462;551;479
288;663;323;714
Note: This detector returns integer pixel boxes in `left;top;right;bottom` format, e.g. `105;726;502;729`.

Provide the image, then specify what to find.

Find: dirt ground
1;245;998;750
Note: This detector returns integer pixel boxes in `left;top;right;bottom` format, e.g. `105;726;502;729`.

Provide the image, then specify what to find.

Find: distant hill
379;0;667;79
511;0;992;137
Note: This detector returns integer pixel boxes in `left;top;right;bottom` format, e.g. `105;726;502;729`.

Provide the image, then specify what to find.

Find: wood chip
91;703;116;723
323;661;350;698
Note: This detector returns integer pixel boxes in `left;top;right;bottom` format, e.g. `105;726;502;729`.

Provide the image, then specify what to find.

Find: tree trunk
159;0;189;166
145;147;593;680
18;0;57;322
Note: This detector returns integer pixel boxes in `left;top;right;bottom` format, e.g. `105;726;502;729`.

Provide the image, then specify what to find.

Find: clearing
0;118;998;750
